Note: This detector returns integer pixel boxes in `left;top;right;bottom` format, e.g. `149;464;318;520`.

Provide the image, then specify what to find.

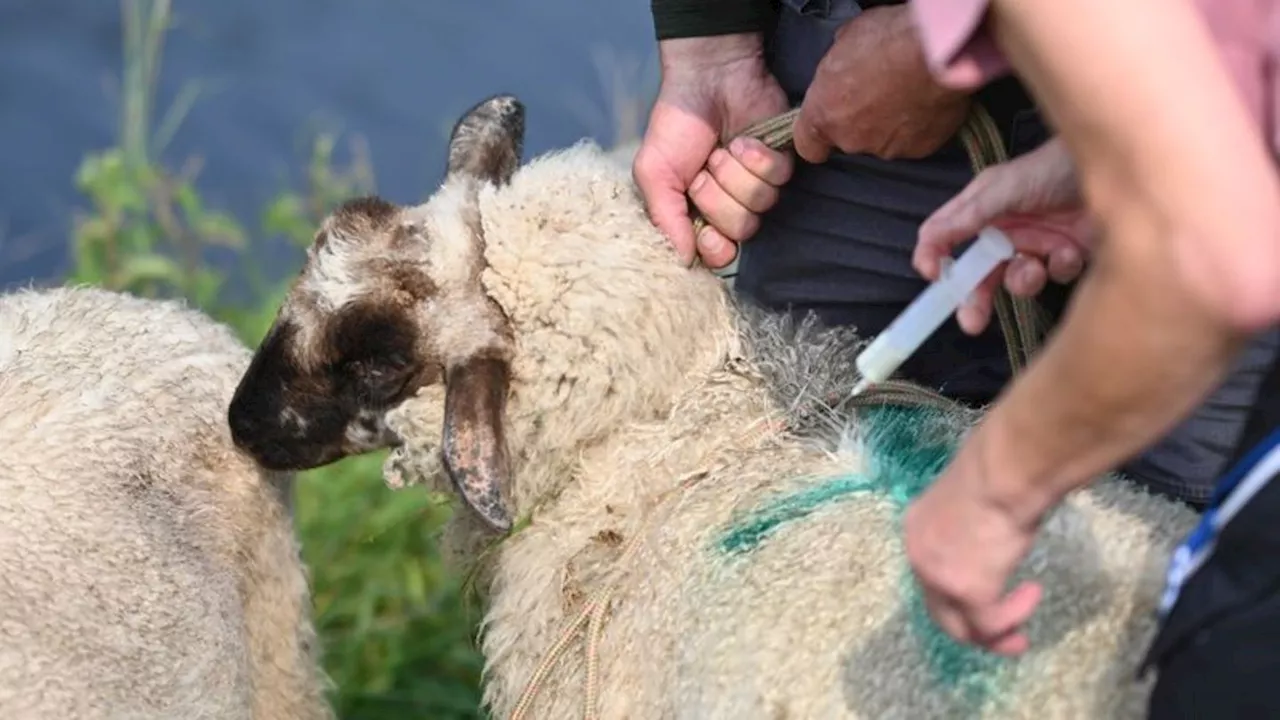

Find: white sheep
227;95;1200;719
0;285;332;720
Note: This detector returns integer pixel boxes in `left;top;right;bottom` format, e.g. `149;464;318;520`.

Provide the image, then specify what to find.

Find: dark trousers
736;0;1280;508
1148;586;1280;718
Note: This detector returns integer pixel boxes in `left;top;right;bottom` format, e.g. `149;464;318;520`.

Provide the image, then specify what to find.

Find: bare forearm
981;223;1248;523
989;0;1280;325
974;0;1280;520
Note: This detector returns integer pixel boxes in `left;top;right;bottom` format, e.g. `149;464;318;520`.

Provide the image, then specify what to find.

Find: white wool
0;285;332;720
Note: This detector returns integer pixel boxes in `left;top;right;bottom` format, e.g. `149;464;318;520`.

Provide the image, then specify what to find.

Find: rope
508;464;735;720
508;102;1043;718
507;420;778;720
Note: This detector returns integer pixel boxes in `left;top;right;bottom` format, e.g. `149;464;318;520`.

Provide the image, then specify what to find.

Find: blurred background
0;0;659;716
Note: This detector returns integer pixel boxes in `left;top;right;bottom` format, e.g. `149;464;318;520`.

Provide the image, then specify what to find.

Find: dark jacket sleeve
650;0;777;40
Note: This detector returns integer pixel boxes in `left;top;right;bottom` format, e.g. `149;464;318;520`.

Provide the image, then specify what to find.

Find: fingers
707;138;793;208
685;137;792;270
729;137;794;186
708;148;777;213
1004;254;1048;298
1004;243;1085;298
924;591;974;646
956;268;1003;336
1046;243;1086;284
968;581;1043;656
633;145;698;266
688;167;762;244
695;225;739;270
916;143;1085;284
924;581;1042;656
915;170;1001;281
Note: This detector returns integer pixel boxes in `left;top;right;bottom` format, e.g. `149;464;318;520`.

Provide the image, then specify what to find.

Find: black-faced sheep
0;285;332;720
227;95;1198;719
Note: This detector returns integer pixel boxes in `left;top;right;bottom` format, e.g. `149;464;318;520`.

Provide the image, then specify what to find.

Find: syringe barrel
854;227;1014;385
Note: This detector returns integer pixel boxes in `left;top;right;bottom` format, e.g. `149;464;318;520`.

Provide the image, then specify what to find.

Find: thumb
633;146;698;266
792;108;833;166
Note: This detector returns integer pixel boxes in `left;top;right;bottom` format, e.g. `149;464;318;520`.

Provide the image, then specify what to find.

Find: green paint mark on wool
717;474;881;555
716;405;1008;712
717;405;954;555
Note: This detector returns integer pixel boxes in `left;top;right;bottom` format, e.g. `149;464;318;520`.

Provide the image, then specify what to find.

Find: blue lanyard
1159;425;1280;617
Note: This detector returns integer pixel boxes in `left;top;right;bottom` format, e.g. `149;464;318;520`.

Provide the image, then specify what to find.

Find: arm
962;0;1280;523
649;0;777;79
651;0;776;41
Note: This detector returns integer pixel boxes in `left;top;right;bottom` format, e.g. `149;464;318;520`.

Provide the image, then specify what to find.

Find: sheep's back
0;286;259;719
488;398;1199;719
639;410;1197;719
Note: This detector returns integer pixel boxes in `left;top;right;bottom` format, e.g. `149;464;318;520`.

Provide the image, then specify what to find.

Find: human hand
633;34;794;268
793;5;972;164
902;421;1046;656
914;137;1096;335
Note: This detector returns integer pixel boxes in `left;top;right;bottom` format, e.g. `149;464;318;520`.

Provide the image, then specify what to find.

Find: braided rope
508;103;1039;719
507;420;780;720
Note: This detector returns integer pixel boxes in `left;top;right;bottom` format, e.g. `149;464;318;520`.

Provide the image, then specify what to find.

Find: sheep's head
228;94;525;532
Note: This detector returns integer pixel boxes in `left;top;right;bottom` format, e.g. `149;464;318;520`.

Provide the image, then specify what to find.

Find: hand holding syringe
850;227;1016;397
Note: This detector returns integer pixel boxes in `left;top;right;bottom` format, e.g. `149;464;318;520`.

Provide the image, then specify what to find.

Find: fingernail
708;149;726;169
697;228;717;251
729;137;747;158
690;172;708;193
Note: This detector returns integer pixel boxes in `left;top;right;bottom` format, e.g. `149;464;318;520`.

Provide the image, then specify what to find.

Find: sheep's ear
441;354;514;532
445;94;525;186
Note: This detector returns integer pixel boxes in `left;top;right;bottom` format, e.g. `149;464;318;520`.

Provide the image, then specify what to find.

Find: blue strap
1159;425;1280;617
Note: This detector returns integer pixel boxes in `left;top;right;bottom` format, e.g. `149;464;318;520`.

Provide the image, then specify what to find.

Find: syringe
850;227;1016;397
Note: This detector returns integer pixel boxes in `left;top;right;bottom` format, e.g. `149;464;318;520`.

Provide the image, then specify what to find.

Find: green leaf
261;193;310;241
116;252;183;287
192;210;247;249
188;268;224;308
173;181;203;219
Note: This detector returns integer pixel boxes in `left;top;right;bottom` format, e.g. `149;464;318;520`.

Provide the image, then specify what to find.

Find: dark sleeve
650;0;777;41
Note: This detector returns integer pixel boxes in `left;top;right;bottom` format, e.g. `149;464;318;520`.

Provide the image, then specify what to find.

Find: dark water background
0;0;658;292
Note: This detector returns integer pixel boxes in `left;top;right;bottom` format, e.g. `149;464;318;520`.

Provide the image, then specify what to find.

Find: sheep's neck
495;308;741;517
472;146;749;519
509;343;777;533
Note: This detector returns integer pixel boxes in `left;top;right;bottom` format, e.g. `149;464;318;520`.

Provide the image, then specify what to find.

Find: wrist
658;34;768;76
839;5;972;102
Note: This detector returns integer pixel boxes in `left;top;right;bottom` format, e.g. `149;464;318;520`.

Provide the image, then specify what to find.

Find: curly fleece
0;286;332;720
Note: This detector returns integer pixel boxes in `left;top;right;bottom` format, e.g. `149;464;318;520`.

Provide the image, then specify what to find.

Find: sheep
227;94;1200;719
0;285;332;720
